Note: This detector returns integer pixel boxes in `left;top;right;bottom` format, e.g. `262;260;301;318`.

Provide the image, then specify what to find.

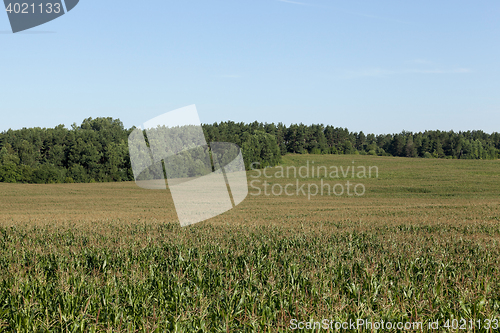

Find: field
0;154;499;332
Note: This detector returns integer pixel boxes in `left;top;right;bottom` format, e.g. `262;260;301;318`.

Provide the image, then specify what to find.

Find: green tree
0;144;21;183
242;131;281;169
405;135;417;157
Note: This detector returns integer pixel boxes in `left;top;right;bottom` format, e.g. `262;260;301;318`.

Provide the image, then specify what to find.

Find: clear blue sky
1;0;499;134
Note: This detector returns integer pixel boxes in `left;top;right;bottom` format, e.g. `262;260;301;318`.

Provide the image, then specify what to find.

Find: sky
1;0;499;134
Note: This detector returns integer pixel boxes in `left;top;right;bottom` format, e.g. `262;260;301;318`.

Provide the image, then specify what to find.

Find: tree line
204;122;499;159
0;117;498;183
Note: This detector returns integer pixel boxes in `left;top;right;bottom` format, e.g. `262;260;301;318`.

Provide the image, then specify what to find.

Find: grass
0;154;499;332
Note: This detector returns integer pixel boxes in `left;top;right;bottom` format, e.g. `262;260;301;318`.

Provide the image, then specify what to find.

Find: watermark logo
4;0;79;33
128;105;248;227
249;160;378;199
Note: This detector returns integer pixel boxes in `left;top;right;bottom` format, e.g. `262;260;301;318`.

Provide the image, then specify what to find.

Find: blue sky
1;0;499;134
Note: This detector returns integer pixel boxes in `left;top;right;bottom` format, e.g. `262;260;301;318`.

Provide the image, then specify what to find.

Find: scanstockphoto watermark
249;161;378;200
290;318;424;331
128;105;249;227
290;318;500;331
4;1;80;33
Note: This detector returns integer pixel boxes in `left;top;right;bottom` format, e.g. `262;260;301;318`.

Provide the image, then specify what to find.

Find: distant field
0;155;499;332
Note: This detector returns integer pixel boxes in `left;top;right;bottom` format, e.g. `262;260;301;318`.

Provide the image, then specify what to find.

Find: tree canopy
0;118;498;184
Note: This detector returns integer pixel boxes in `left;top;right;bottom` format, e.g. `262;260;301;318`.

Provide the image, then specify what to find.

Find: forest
0;117;498;183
